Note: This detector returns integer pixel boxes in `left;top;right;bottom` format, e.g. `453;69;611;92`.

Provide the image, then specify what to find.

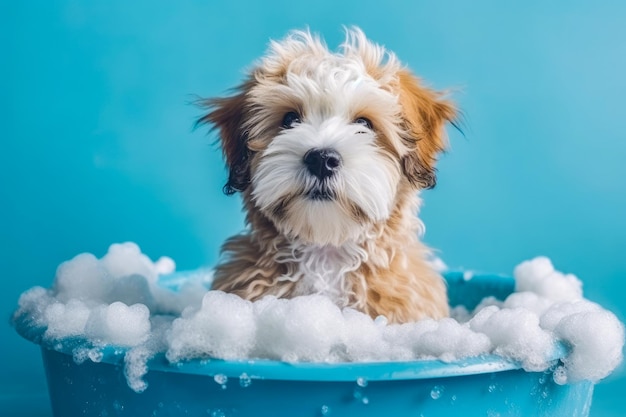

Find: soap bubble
11;245;625;393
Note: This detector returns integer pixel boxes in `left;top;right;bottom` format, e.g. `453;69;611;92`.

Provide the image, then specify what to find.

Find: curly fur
198;27;456;323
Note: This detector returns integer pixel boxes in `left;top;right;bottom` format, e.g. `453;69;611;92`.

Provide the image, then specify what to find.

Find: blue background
2;1;624;416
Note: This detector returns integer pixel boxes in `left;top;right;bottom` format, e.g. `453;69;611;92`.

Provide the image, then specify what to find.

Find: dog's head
199;28;455;246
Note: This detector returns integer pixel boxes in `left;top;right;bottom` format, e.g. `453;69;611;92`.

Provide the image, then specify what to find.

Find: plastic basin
27;272;595;417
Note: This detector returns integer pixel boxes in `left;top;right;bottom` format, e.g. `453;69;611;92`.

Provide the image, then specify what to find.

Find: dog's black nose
303;148;342;180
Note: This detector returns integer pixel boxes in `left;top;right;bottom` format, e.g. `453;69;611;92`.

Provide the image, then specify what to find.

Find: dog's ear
397;70;456;189
197;80;254;195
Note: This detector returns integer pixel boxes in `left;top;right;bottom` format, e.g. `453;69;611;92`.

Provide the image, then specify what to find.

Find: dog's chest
291;244;364;306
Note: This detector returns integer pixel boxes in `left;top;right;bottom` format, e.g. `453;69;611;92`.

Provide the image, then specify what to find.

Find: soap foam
13;243;625;392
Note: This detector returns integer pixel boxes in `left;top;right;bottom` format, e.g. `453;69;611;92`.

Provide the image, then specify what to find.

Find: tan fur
200;29;455;323
396;70;456;189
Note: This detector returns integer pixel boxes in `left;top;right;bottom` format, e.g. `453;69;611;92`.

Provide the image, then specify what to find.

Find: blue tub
26;273;595;417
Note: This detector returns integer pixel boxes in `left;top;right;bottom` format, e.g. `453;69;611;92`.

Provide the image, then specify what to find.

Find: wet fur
198;28;456;323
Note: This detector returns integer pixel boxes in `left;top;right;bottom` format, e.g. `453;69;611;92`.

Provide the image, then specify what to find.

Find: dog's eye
281;111;301;129
354;117;373;130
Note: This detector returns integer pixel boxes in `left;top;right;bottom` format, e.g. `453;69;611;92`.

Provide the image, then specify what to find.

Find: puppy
198;28;456;323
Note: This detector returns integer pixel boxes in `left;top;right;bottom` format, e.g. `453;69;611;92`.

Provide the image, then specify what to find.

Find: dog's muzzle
303;148;341;201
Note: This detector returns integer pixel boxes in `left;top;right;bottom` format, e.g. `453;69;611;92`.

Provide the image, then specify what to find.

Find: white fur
273;240;369;308
249;46;406;246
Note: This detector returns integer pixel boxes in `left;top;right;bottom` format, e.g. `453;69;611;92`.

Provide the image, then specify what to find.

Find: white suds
13;243;624;392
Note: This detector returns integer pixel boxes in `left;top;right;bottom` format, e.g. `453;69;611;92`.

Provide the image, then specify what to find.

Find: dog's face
200;29;455;246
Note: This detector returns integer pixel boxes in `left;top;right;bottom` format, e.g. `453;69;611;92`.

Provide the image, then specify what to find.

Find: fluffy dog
198;28;456;323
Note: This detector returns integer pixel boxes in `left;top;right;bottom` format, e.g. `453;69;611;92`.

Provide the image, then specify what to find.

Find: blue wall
2;1;624;416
